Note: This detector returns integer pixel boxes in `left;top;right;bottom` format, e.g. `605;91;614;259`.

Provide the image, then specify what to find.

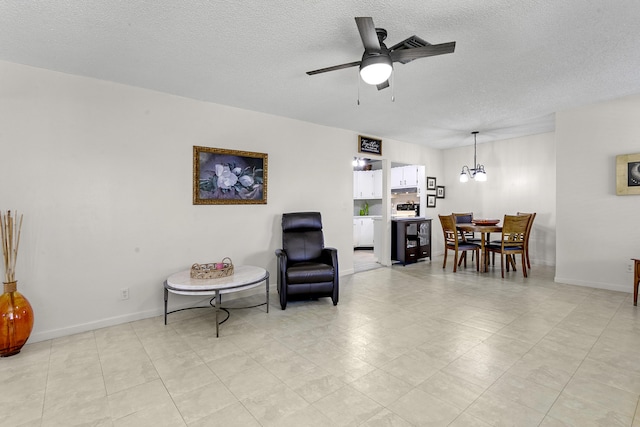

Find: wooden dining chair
439;214;480;272
517;212;536;269
486;214;530;278
494;212;536;269
453;212;480;265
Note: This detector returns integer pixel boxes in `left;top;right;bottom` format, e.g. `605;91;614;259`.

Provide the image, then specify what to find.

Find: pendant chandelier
459;131;487;182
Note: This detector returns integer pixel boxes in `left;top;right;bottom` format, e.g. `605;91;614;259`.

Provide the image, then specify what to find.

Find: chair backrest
517;212;536;243
453;212;473;224
282;212;324;262
500;214;530;248
453;212;474;239
439;214;462;248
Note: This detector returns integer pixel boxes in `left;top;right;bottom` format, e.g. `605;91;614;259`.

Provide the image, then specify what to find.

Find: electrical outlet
120;288;129;300
628;264;634;273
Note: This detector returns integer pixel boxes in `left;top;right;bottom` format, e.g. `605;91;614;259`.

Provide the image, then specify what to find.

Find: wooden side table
633;259;640;306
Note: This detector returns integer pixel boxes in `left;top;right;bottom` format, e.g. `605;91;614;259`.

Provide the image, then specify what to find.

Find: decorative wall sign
426;176;437;190
616;153;640;195
427;194;436;208
193;146;268;205
436;186;445;199
358;135;382;156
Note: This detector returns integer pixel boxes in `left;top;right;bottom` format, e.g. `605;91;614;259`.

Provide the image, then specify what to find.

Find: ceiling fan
306;17;456;90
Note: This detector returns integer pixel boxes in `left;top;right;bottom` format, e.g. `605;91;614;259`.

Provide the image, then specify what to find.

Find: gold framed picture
616;153;640;196
193;146;268;205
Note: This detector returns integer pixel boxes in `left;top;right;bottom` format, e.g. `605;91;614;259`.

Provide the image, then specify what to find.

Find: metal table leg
164;286;168;325
215;291;221;337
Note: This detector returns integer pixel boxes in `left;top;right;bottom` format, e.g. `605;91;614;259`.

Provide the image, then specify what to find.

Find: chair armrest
274;248;288;309
275;249;288;271
323;247;339;304
321;247;338;267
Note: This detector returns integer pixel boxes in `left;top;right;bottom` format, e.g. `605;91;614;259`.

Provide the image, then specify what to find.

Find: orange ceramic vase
0;281;34;357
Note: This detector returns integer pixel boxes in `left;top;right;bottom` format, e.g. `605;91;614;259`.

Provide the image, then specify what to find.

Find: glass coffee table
164;265;269;337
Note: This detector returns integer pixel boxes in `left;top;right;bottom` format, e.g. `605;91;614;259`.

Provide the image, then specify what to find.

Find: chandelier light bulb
459;131;487;183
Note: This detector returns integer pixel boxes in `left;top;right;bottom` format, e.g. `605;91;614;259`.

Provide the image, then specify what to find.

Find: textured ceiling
1;1;640;149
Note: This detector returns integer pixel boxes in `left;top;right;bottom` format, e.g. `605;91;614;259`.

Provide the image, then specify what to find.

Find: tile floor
2;257;640;426
354;249;382;273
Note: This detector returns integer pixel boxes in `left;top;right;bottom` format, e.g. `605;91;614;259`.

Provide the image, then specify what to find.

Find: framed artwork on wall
436;186;445;199
427;194;436;208
358;135;382;156
616;153;640;195
427;176;437;190
193;146;268;205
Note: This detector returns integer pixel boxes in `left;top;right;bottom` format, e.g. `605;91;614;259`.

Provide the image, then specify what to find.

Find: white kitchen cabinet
372;169;383;198
391;167;404;188
391;165;420;188
360;218;374;246
402;165;418;187
353;170;381;199
353;219;359;246
353;217;374;247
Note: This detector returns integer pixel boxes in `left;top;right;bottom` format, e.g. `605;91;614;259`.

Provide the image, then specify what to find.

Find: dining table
456;221;502;272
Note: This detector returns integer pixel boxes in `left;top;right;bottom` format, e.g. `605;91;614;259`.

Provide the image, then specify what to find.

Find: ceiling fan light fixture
359;55;393;85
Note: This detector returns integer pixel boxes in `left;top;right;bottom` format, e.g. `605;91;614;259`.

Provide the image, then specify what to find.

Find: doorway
353;157;383;273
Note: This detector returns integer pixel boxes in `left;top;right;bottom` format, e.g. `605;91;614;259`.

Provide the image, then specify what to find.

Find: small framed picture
436;186;445;199
358;135;382;156
427;194;436;208
426;176;437;190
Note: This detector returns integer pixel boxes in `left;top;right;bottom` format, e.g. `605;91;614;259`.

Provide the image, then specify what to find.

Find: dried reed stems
0;210;23;283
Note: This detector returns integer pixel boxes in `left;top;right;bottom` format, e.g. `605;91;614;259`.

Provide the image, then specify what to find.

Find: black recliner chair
275;212;339;310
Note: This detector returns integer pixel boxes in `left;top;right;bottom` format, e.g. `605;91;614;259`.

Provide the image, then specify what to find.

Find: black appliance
396;203;419;216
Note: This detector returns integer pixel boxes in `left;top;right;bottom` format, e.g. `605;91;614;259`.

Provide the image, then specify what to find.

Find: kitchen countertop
391;217;429;221
353;216;431;220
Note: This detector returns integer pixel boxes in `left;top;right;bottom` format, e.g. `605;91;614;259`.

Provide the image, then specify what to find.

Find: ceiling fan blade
306;61;361;76
355;17;380;52
390;41;456;62
376;80;389;91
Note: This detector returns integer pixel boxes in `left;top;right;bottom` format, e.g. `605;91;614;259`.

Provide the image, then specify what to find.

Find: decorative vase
0;281;34;357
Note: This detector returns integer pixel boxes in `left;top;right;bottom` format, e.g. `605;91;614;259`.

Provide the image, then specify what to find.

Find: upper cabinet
372;169;382;198
354;170;382;199
391;166;419;189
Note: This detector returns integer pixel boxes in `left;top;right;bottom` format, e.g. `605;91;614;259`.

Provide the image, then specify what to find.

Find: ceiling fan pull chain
391;72;395;102
357;71;361;105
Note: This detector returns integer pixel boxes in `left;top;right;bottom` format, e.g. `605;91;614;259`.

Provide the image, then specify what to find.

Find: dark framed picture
427;194;436;208
427;176;437;190
358;135;382;156
616;153;640;195
193;146;268;205
436;186;445;199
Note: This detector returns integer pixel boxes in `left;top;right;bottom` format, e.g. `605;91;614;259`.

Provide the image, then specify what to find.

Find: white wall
441;133;557;266
10;57;635;342
0;61;442;342
555;93;640;292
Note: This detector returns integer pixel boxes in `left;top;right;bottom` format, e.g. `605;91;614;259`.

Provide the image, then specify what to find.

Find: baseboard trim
28;286;275;344
554;276;630;293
